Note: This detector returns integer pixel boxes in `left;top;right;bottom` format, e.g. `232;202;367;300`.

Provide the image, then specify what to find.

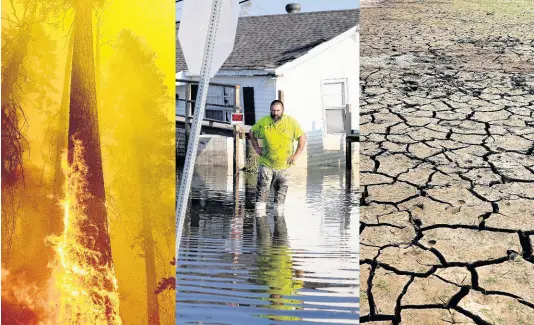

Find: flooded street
176;165;359;324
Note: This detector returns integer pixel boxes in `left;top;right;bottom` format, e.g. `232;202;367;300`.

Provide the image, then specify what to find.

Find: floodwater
176;164;359;324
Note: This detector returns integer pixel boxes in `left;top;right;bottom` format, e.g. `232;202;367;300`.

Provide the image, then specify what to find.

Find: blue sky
176;0;360;20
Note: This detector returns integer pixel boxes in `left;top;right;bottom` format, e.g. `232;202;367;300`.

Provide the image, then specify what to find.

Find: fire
48;138;122;324
1;140;122;324
1;267;58;324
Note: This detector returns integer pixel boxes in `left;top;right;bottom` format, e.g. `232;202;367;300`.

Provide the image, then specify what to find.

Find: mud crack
360;1;534;324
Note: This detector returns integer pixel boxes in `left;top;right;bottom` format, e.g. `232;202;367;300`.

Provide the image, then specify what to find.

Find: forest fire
2;0;175;322
50;139;122;324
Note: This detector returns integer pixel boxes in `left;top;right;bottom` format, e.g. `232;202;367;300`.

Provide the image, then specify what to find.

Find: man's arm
287;134;307;165
249;130;262;156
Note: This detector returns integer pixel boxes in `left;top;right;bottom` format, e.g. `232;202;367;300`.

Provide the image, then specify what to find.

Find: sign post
176;0;240;260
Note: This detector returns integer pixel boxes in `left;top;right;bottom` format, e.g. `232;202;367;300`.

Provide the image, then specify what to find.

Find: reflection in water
176;165;358;324
254;215;304;321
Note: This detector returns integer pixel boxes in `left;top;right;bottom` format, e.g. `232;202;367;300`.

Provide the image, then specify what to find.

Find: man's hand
287;134;306;166
249;131;262;156
287;154;299;165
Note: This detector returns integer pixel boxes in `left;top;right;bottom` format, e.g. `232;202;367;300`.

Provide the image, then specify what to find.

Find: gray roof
176;9;359;71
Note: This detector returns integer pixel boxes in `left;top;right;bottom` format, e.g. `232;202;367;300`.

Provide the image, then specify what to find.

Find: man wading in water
249;100;307;216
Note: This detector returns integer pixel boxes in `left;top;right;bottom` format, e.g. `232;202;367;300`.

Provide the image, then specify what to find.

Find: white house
176;6;359;168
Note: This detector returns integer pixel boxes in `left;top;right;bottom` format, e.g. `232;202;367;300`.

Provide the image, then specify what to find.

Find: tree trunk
95;11;101;108
138;156;161;324
68;3;117;322
51;30;75;240
52;31;75;200
141;200;161;325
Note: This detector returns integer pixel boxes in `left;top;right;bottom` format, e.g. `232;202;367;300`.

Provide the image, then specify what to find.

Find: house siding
276;29;359;168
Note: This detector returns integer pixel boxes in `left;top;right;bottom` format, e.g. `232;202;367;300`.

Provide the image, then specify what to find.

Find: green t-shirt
250;115;305;170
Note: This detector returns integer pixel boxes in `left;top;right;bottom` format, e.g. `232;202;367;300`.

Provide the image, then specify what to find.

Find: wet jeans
256;165;289;204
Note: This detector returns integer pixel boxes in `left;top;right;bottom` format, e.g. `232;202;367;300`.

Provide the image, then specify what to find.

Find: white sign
178;0;240;78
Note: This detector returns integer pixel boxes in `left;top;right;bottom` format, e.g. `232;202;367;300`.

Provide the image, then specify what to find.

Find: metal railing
176;79;238;124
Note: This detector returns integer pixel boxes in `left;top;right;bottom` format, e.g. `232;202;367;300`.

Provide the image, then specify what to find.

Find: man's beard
271;113;283;121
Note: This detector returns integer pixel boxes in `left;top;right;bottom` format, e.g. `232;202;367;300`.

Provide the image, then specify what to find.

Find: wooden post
233;85;242;176
345;103;352;192
345;103;352;170
185;82;191;145
245;129;250;169
278;90;284;103
233;86;242;206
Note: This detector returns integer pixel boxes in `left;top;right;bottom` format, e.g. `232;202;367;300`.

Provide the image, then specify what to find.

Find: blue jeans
256;165;289;204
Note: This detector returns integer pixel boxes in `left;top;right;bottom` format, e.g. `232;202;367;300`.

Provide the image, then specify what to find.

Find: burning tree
57;0;122;323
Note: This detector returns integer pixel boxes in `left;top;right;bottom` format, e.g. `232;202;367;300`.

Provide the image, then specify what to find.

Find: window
206;86;224;106
206;86;235;107
205;86;235;122
321;79;347;134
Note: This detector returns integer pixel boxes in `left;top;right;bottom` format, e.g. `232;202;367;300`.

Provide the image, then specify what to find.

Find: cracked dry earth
359;1;534;324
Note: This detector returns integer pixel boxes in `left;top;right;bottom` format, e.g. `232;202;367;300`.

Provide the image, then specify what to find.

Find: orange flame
1;267;58;324
47;138;122;324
